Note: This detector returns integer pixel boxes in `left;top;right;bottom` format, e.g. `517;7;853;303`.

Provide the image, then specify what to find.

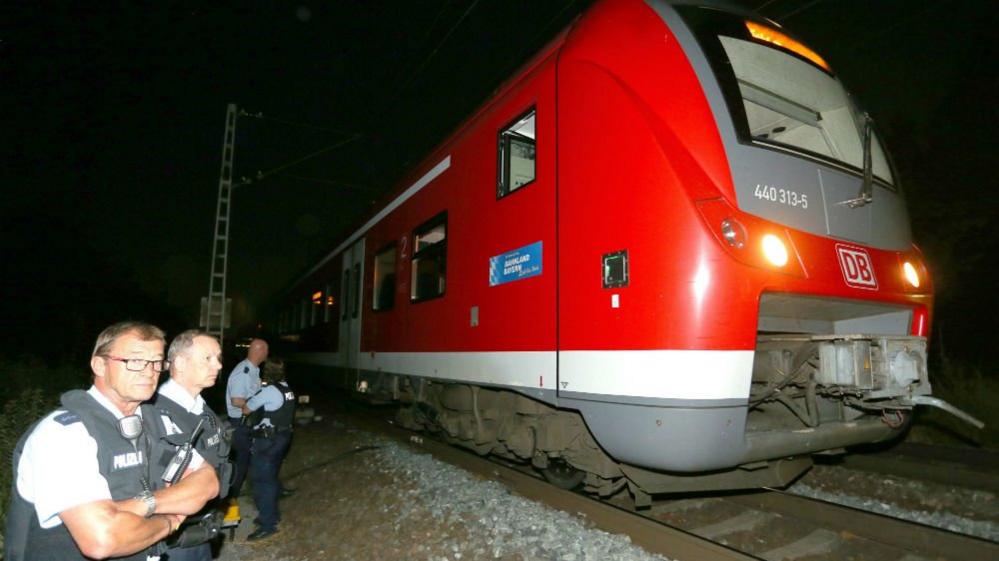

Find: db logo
836;244;878;290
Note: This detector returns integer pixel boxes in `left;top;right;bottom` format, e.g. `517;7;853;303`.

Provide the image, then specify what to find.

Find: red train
277;0;979;495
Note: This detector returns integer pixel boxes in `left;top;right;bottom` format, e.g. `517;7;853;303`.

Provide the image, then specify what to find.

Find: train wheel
541;459;586;490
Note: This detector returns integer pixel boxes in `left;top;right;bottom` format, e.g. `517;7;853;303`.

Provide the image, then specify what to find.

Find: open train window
372;243;396;311
497;108;536;198
411;212;447;302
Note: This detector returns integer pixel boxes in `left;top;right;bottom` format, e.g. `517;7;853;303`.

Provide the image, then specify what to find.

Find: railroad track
833;442;999;494
335;403;997;561
637;489;998;561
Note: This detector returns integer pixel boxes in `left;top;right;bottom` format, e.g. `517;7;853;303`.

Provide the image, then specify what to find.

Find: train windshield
679;9;894;185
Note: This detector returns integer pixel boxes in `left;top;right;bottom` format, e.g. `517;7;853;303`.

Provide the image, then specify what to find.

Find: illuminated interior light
745;21;831;72
902;261;920;288
761;234;789;267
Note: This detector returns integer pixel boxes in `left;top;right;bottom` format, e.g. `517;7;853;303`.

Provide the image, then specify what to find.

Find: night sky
2;0;995;365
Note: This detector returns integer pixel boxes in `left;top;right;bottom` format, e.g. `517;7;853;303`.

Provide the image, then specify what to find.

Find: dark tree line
0;207;184;367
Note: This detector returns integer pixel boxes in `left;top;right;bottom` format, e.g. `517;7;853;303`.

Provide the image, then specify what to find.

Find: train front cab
554;0;980;494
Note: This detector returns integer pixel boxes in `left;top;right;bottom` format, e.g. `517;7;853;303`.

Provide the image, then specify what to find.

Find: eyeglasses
102;356;170;372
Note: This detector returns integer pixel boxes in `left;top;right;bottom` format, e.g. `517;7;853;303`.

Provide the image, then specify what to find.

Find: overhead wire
238;110;354;135
234;0;580;192
235;133;363;188
774;0;825;22
754;0;785;11
277;173;373;192
496;0;581;79
395;0;482;93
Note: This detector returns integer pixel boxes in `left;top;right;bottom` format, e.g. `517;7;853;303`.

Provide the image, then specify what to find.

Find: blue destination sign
489;241;543;286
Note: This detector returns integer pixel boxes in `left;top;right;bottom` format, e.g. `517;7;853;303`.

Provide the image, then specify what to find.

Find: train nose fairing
690;15;984;432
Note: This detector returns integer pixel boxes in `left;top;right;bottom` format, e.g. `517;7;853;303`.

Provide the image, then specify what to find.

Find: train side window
324;282;335;322
299;300;308;329
310;290;322;326
341;269;350;321
497;108;536;198
372;243;397;311
351;263;361;318
411;212;447;302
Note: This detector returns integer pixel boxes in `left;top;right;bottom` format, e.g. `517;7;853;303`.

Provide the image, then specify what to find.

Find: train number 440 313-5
754;184;808;209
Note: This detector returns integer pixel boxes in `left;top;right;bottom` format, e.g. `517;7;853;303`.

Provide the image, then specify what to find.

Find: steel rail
338;402;997;561
349;413;761;561
839;443;999;494
726;490;999;561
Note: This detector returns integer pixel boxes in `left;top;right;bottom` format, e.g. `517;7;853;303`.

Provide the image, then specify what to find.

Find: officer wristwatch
134;490;156;518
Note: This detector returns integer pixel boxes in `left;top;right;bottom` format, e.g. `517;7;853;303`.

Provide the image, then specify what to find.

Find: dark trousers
229;423;252;498
164;543;211;561
249;431;291;531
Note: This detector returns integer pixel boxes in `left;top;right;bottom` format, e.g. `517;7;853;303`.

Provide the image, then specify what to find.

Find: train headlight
720;219;746;249
761;234;788;267
902;261;920;288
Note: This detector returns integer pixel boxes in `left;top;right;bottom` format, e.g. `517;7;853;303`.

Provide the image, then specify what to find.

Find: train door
338;238;365;381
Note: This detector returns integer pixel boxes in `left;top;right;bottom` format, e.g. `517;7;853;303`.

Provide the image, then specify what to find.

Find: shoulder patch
54;411;81;426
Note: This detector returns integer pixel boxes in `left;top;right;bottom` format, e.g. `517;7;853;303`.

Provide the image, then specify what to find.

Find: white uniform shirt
225;359;260;418
158;378;206;415
17;385;202;530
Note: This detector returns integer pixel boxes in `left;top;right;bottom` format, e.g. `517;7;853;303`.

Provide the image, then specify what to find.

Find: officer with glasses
4;321;220;561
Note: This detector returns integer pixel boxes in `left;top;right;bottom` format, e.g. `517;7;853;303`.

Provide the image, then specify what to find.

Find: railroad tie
652;498;711;513
759;529;839;560
691;510;773;539
894;555;935;561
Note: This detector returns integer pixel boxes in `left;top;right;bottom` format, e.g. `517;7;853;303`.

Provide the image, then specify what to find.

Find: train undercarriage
375;328;980;499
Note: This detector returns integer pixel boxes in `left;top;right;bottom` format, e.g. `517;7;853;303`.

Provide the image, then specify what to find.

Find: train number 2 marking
754;184;808;209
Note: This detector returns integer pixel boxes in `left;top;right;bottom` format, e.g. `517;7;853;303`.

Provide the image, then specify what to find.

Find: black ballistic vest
261;381;296;433
4;390;175;561
152;392;233;498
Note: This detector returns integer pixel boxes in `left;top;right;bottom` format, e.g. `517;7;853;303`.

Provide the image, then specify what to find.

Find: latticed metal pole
204;103;238;344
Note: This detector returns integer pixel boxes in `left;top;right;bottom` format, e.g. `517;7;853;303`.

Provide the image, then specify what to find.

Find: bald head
247;339;269;366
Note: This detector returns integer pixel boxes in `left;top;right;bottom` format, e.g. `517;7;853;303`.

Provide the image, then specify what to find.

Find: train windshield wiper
840;112;874;208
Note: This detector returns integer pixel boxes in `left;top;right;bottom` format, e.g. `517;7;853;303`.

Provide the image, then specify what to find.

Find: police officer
4;321;220;561
242;357;295;541
224;338;267;499
154;330;233;561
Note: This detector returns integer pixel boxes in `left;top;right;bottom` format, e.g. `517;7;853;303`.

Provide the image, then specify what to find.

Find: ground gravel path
213;415;669;561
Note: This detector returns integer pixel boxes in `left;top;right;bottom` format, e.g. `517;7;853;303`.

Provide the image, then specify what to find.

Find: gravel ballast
214;413;997;560
215;418;668;561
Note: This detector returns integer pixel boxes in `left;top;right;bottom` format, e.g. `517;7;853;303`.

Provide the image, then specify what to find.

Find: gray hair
167;329;217;363
92;321;166;358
